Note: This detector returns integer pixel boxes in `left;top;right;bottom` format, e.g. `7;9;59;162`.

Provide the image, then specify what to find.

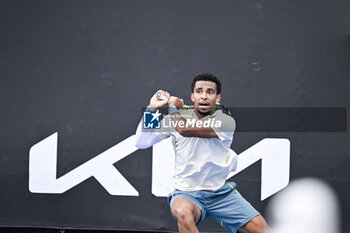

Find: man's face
191;81;221;117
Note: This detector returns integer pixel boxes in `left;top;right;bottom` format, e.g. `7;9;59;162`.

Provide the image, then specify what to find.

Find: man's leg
238;215;271;233
171;197;202;233
205;182;267;233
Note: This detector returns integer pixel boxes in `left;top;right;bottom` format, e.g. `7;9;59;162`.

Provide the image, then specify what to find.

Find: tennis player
135;73;270;233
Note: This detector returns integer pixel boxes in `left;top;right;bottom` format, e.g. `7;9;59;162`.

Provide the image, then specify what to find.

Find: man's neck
194;109;215;119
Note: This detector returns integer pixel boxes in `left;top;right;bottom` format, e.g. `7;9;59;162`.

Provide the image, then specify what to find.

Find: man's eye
196;90;201;94
208;90;214;94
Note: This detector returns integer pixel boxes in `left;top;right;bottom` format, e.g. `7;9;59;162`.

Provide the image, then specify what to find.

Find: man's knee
172;206;195;225
171;197;202;226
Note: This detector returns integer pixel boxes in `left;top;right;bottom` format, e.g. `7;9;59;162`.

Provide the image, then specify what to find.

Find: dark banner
0;0;349;232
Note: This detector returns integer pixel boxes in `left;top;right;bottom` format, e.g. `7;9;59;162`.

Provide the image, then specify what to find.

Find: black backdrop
0;0;349;232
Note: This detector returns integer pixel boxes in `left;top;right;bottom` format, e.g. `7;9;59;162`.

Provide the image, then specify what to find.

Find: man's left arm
170;113;219;138
168;97;234;139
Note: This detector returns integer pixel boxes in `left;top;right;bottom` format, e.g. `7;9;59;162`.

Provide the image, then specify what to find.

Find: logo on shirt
143;110;162;129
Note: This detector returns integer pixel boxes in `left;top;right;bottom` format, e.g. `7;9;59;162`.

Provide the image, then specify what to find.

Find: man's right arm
134;120;163;149
134;90;170;149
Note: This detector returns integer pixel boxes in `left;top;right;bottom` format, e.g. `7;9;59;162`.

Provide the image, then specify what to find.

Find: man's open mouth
199;103;210;109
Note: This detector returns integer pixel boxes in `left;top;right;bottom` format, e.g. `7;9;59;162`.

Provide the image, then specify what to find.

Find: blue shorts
167;181;260;233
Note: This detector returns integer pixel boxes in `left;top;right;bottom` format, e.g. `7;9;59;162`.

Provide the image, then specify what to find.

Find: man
135;73;270;233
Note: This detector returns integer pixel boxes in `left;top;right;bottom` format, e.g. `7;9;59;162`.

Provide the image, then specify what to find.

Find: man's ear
216;94;221;103
191;93;194;102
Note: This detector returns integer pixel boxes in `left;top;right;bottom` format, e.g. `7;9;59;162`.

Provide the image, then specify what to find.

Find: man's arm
134;90;171;149
168;97;218;138
134;120;163;149
170;113;218;138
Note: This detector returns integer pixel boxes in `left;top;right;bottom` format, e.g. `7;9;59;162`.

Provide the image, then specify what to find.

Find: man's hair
191;72;221;94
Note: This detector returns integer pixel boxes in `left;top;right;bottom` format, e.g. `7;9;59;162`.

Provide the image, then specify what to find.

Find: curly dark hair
191;72;221;94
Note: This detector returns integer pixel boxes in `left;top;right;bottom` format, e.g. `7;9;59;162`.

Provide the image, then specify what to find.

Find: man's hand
149;90;170;111
169;96;184;109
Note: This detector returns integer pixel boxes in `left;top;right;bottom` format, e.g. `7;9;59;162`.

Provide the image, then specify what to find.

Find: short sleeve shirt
155;109;237;191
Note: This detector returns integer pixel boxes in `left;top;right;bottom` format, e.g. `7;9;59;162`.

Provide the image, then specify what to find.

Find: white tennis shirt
135;109;237;191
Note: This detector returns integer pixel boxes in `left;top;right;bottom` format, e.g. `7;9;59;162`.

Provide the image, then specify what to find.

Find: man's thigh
206;186;259;233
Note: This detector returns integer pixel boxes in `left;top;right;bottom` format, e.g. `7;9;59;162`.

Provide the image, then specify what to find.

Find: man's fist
169;96;184;110
149;90;170;111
